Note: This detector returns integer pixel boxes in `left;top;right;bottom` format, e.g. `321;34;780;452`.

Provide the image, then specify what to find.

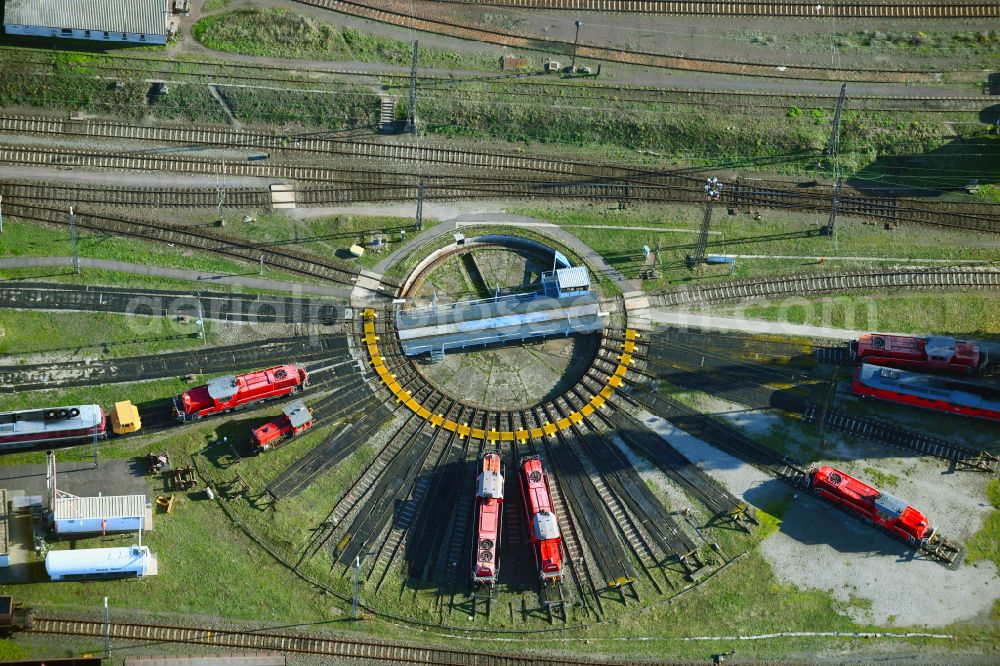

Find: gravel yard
636;406;1000;627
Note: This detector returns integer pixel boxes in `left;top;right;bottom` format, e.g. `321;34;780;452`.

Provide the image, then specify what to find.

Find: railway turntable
396;267;605;362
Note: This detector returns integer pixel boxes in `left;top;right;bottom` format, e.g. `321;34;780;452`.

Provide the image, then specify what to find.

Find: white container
53;495;149;534
46;545;156;581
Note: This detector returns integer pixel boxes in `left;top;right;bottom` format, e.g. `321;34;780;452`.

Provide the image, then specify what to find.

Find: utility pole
415;178;424;232
0;194;4;233
216;173;226;224
571;20;583;72
351;555;361;620
823;178;842;236
823;84;847;237
69;207;80;274
688;177;721;268
103;597;111;658
196;297;206;344
825;83;847;159
259;254;264;276
407;41;418;134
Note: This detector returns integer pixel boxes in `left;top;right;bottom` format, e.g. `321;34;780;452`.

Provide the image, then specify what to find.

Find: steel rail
26;617;649;665
652;268;1000;306
0;202;401;289
290;0;988;82
417;1;999;19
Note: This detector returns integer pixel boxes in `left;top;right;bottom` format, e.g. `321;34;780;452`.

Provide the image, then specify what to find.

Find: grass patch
202;0;233;11
0;376;195;418
209;212;436;270
727;292;1000;337
515;202;1000;291
192;8;528;72
0;217;321;288
966;479;1000;571
862;466;900;489
0;311;205;357
9;430;339;626
756;491;795;539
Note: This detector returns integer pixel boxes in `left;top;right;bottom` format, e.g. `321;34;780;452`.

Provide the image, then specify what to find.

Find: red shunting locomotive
808;465;933;545
519;456;563;582
251;399;315;451
851;333;985;375
174;365;308;421
472;451;504;586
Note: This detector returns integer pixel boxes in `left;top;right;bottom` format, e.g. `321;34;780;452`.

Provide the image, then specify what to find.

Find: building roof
123;656;286;666
53;494;148;521
0;405;102;437
282;400;311;428
555;266;590;291
3;0;168;36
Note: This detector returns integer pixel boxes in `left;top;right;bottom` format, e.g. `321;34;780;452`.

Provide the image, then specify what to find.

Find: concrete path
0;257;351;298
647;310;868;340
371;212;640;293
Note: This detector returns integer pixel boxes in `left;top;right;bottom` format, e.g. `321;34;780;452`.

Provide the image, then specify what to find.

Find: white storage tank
45;545;157;581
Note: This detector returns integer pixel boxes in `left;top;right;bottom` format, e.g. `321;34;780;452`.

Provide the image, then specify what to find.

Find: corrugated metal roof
53;494;147;521
123;656;286;666
4;0;168;36
556;266;590;290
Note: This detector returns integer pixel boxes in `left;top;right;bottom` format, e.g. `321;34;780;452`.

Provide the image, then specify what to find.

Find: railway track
0;335;351;392
653;267;1000;307
291;0;988;82
621;381;964;566
641;336;998;472
4;49;994;103
26;617;648;665
0;202;398;291
6;177;997;237
420;1;999;19
4;58;991;121
0;282;343;323
3;116;997;229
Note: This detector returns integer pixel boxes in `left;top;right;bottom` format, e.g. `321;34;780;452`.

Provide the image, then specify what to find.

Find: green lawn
0;217;325;289
513;202;1000;291
961;479;1000;572
0;310;206;357
192;8;539;72
204;211;437;270
0;378;993;661
720;292;1000;338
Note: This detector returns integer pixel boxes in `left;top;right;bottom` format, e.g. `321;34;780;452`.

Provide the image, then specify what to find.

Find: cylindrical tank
45;546;154;581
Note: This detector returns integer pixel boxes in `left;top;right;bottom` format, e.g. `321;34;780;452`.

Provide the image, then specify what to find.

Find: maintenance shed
3;0;170;44
53;493;151;534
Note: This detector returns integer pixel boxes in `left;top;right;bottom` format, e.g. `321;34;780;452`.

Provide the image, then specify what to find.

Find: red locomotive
174;365;308;421
0;405;106;450
808;465;933;544
472;451;504;586
251;399;315;451
519;456;563;582
851;333;985;375
852;362;1000;423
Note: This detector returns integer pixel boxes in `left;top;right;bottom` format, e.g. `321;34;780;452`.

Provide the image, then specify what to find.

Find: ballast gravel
636;407;1000;627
